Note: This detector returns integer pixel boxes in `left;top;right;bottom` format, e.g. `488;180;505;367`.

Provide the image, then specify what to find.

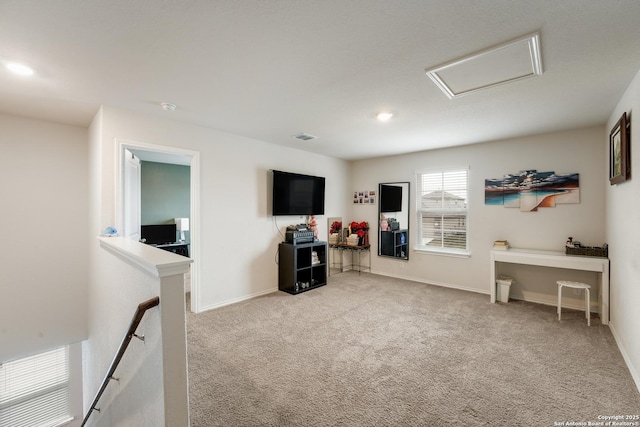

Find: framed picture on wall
609;112;630;185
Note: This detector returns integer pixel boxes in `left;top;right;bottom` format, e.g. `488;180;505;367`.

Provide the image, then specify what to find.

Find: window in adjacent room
0;346;73;427
416;168;469;255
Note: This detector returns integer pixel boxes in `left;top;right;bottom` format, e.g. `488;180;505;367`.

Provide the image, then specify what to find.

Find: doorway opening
116;139;201;313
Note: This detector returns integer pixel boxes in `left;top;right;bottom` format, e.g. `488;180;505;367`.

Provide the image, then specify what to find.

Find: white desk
490;248;610;325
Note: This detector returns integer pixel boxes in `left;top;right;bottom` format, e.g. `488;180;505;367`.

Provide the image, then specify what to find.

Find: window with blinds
417;169;469;255
0;346;72;427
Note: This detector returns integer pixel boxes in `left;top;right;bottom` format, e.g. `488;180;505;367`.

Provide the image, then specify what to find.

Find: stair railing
81;296;160;426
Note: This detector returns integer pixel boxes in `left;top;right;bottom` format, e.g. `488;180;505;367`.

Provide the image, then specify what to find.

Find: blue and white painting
485;170;579;212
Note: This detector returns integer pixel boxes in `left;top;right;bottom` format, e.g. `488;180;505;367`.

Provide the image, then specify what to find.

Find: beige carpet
187;272;640;426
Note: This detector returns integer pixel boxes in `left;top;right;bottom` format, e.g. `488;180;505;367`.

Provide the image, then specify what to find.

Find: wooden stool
557;280;591;326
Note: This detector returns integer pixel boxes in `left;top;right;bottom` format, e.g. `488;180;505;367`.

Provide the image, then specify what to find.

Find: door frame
115;138;201;313
122;148;141;241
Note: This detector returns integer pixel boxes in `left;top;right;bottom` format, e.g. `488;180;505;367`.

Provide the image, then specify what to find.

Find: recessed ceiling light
376;112;393;122
161;102;177;111
6;62;34;76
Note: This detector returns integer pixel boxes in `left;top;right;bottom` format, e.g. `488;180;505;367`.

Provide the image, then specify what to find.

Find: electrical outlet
573;288;582;295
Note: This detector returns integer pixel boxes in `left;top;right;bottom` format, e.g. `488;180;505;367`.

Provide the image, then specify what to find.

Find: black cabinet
278;242;327;294
380;229;408;258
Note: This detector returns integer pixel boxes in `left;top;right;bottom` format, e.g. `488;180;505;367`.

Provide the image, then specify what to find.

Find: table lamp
175;218;189;242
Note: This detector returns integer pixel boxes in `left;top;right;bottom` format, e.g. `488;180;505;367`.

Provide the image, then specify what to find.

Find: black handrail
81;296;160;426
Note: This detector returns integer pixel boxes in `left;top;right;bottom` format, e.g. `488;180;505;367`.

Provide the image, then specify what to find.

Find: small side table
329;244;371;276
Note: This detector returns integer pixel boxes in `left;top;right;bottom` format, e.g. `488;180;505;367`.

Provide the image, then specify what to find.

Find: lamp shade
174;218;189;231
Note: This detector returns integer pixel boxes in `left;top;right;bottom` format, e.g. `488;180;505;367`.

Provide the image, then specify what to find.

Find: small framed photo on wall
609;112;630;185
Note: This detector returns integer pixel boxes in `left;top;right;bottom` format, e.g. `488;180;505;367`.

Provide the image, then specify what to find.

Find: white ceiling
2;0;640;161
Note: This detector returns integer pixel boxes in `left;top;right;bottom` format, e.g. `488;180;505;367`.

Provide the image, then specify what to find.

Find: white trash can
496;276;513;303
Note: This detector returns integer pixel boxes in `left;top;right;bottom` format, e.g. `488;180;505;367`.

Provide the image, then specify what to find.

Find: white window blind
0;346;72;427
417;169;469;254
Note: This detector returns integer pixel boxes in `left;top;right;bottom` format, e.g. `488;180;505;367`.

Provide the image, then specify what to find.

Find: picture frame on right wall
609;112;630;185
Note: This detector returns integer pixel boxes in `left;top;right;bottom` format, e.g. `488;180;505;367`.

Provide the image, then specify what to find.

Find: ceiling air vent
293;133;318;141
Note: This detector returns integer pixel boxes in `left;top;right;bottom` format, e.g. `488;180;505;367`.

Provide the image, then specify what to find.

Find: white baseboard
198;287;278;312
609;321;640;394
510;294;599;313
372;271;489;296
372;271;598;312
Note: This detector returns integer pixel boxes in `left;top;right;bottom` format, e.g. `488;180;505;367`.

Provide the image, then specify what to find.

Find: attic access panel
426;33;543;99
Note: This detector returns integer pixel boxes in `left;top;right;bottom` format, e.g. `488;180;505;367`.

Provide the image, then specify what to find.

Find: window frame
0;346;74;427
415;168;470;257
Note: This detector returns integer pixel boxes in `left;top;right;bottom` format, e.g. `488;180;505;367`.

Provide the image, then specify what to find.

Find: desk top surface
492;247;607;258
493;247;564;256
491;247;608;270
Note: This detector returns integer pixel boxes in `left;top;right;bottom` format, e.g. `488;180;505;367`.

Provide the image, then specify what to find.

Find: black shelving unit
380;229;408;259
278;241;327;294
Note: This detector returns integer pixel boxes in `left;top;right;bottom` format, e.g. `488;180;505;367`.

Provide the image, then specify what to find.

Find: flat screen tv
380;184;403;213
141;224;177;245
272;170;325;216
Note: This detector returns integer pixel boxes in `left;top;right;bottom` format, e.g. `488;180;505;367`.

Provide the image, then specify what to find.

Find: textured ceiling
1;0;640;160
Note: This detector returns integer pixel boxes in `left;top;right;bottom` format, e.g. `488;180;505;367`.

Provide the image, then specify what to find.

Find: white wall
82;243;166;427
606;68;640;389
351;126;606;307
94;105;351;311
83;104;351;423
85;111;194;426
0;113;89;362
